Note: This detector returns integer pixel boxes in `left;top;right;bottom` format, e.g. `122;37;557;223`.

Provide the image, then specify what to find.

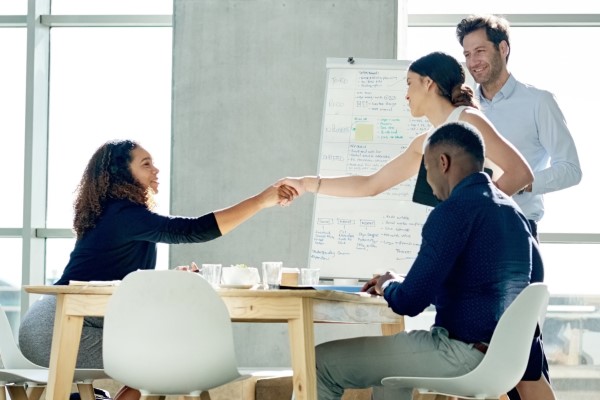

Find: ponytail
451;84;479;109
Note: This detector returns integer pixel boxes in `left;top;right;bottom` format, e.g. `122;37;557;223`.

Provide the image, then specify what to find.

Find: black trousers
528;219;538;240
507;219;550;400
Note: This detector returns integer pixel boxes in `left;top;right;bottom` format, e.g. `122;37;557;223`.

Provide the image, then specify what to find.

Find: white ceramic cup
201;263;222;288
261;261;283;289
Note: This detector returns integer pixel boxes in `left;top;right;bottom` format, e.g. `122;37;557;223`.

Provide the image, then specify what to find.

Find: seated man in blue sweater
315;121;547;400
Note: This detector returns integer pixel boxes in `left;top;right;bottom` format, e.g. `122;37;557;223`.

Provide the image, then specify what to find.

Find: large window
0;27;27;332
0;3;26;14
46;27;172;278
50;0;171;14
405;0;600;14
404;4;600;397
2;2;598;396
0;29;26;228
405;26;599;235
0;2;172;331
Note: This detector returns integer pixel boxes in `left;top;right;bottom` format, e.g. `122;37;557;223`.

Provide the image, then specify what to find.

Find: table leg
6;386;29;400
381;321;405;336
412;393;454;400
27;386;46;400
287;298;316;400
46;294;85;400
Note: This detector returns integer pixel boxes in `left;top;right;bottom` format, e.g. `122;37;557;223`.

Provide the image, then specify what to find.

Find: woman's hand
255;184;297;208
274;177;313;202
172;261;199;272
277;184;299;206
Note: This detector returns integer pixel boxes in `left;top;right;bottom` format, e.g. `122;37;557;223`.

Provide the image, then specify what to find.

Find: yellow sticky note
354;124;374;141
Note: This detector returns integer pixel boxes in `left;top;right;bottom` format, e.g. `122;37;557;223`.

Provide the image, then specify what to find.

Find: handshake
259;176;322;208
275;183;298;206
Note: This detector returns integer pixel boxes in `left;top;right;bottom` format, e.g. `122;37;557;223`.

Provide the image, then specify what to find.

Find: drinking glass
201;263;222;288
261;261;283;289
300;268;320;285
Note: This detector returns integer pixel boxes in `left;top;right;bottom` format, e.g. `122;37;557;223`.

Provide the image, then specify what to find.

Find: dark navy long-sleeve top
384;172;542;344
55;199;221;284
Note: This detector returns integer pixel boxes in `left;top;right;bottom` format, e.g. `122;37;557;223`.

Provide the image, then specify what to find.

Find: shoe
69;388;111;400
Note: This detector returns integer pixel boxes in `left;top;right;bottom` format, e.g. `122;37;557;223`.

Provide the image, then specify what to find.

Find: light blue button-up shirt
477;74;582;221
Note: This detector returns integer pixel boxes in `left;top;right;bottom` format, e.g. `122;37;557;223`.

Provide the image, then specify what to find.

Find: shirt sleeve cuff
380;279;398;294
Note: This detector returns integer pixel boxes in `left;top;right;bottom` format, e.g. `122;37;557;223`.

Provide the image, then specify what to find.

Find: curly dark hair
73;139;155;238
409;52;479;109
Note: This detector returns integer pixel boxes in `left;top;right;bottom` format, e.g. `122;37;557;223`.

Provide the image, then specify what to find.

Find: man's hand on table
361;271;404;296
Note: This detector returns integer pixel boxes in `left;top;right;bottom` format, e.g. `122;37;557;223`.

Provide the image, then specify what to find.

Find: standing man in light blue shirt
456;14;582;239
456;14;581;400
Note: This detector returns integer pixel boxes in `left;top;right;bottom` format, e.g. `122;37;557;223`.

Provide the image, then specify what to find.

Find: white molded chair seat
0;305;109;400
102;270;250;399
381;283;550;400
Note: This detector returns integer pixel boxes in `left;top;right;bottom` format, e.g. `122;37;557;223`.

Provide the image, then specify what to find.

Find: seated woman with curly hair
18;139;295;400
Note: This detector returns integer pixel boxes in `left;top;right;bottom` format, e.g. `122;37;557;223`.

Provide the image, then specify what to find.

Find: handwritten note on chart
309;59;433;279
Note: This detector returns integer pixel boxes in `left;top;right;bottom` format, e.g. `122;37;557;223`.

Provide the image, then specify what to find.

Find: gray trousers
18;295;104;368
316;327;484;400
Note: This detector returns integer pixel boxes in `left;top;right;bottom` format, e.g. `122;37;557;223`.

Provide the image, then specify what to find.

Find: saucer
220;284;254;289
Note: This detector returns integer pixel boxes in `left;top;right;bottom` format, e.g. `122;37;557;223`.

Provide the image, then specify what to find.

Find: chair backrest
1;305;109;387
0;306;42;369
102;270;242;395
381;283;550;398
475;283;549;390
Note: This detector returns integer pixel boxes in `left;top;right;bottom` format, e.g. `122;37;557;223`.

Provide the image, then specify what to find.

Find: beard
474;50;505;87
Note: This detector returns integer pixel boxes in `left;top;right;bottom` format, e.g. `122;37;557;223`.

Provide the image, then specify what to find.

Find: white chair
381;283;550;400
102;270;249;400
0;306;109;400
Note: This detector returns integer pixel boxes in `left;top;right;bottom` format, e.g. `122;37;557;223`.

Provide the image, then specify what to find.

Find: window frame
2;6;600;306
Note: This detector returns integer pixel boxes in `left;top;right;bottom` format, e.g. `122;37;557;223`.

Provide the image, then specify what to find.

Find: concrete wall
171;0;398;367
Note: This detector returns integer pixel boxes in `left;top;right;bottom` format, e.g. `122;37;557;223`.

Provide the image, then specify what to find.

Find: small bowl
221;266;260;285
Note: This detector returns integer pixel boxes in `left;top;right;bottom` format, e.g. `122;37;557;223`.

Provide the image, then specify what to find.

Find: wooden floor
33;377;600;400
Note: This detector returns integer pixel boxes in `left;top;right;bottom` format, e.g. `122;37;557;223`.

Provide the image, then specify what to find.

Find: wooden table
24;285;404;400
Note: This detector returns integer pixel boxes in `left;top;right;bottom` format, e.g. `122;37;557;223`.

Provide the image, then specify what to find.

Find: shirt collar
450;172;491;197
477;74;517;103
